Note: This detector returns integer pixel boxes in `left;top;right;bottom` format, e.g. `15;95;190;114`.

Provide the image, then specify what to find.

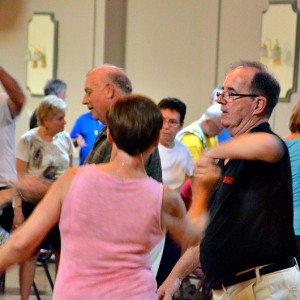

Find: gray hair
210;86;223;104
36;95;66;126
200;103;222;123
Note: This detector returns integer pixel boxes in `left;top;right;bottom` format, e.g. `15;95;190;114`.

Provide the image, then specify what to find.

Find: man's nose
216;96;226;105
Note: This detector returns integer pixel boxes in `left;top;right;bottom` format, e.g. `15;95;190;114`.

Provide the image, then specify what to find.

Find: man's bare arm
206;132;284;163
0;66;26;117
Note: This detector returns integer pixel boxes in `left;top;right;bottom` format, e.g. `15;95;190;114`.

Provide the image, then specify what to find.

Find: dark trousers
296;235;300;265
156;233;181;288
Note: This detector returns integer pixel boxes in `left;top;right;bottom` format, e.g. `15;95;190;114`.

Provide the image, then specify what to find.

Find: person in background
0;66;26;292
158;97;193;192
153;97;193;285
29;79;67;129
284;101;300;265
176;103;223;162
158;60;299;300
210;86;231;144
0;94;214;300
70;111;105;165
13;95;74;300
177;104;224;211
83;64;162;183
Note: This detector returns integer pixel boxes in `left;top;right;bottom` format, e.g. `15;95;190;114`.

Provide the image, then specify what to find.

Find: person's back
55;164;163;299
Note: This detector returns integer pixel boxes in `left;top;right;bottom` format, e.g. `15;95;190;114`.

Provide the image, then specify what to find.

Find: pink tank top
53;164;164;300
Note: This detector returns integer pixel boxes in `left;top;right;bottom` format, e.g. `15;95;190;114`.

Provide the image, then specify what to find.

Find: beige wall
0;0;299;158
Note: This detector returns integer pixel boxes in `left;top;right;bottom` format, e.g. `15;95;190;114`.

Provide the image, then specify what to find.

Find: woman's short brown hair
107;94;163;156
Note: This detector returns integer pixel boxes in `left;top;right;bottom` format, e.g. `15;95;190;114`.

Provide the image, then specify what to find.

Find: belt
213;258;297;290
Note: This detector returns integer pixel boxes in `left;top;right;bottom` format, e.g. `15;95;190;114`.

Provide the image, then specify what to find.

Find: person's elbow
263;135;284;163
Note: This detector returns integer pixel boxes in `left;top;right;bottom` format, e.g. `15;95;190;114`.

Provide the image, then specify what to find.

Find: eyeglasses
163;118;180;128
216;91;259;102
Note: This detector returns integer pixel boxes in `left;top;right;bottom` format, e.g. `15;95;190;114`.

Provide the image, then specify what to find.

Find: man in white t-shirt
152;97;193;286
0;66;26;236
0;66;26;291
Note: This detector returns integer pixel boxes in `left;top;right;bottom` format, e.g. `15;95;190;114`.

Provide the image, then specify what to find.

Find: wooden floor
1;262;55;300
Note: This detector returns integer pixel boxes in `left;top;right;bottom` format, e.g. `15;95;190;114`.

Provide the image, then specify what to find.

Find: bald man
83;65;162;182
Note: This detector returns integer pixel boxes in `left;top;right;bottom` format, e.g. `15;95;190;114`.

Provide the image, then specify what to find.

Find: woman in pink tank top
0;94;220;300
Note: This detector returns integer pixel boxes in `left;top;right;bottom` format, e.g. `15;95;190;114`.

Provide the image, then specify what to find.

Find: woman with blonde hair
1;95;74;299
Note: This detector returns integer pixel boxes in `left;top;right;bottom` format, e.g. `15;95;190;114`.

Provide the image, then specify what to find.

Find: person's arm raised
206;132;284;163
0;66;26;117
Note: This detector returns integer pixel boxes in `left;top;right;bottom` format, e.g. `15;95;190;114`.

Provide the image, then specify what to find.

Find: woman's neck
37;126;56;141
284;132;300;141
101;149;148;179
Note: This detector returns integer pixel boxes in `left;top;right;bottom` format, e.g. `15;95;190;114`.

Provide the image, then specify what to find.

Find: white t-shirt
150;140;194;277
0;93;17;187
16;128;75;180
158;139;194;191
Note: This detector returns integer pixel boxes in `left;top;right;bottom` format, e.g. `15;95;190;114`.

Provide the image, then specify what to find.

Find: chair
178;266;212;300
33;248;55;299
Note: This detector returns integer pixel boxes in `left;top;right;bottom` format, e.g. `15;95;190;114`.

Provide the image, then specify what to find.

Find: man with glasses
158;61;299;300
153;97;193;288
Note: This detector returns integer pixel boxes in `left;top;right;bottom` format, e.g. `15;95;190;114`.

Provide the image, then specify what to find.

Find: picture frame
260;0;300;102
26;13;58;96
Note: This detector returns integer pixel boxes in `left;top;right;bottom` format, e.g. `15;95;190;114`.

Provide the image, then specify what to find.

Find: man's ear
105;83;115;100
254;96;267;115
179;121;184;130
107;127;113;144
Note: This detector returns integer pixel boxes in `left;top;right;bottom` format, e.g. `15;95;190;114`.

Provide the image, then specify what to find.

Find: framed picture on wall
260;1;300;102
26;13;58;96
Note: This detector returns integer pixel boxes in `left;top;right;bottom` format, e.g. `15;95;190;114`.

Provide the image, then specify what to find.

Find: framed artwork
26;13;58;96
260;1;300;102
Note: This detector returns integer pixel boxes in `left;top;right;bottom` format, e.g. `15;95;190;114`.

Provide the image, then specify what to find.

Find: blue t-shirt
217;129;231;144
285;138;300;235
70;112;105;165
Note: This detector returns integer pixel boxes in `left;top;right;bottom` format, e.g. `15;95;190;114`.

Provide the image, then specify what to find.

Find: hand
157;275;182;300
188;156;221;218
76;134;86;147
14;175;51;202
12;208;24;231
192;155;221;192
